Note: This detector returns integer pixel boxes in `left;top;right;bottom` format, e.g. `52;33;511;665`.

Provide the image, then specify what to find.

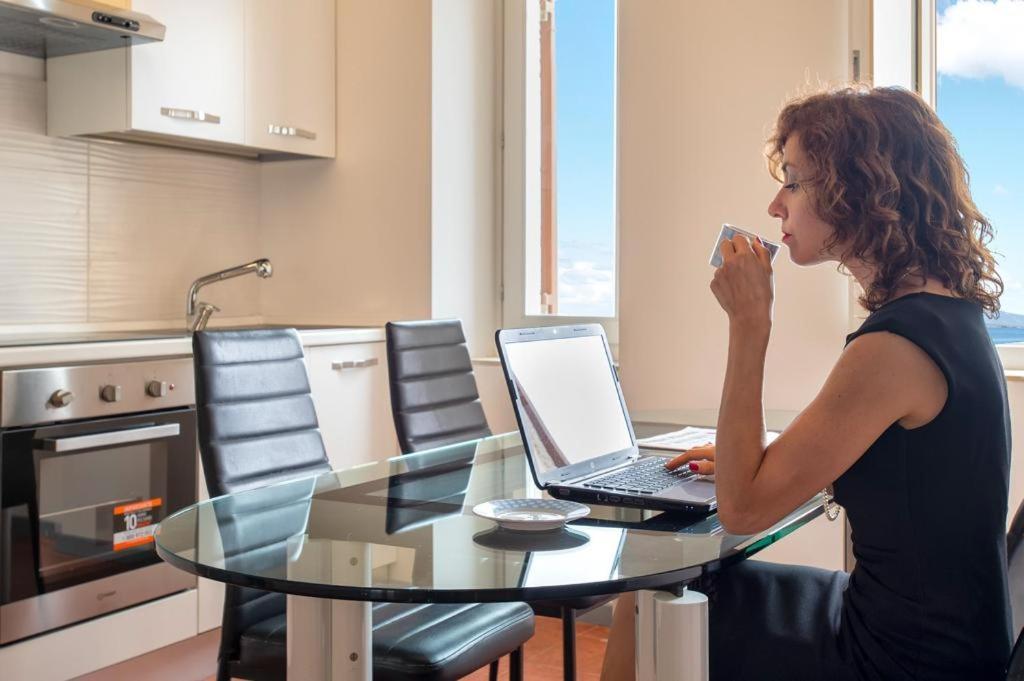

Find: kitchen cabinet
244;0;336;158
48;0;245;147
47;0;335;159
305;341;399;468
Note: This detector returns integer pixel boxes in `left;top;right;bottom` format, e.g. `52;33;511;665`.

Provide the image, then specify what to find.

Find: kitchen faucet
186;258;273;332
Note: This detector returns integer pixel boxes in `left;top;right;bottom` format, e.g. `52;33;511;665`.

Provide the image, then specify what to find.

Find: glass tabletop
155;430;823;603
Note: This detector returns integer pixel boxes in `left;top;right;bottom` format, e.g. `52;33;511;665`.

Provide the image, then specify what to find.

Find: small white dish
472;498;590;532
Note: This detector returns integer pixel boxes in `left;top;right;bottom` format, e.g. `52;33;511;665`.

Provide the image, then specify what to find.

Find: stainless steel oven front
0;357;197;644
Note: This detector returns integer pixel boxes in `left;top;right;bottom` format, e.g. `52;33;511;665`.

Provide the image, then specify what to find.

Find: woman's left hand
711;234;775;332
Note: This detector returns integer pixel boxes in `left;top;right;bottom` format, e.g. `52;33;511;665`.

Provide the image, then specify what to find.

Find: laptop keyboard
583;457;694;495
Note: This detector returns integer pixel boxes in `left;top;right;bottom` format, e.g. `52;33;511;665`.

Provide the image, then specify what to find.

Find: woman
602;85;1012;681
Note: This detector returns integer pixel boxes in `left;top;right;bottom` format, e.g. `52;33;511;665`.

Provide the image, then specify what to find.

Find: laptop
495;324;716;513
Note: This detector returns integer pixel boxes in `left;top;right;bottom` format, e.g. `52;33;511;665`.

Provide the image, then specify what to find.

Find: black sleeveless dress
707;293;1012;681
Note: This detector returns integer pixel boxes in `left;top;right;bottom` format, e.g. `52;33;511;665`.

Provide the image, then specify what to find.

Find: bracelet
822;485;841;521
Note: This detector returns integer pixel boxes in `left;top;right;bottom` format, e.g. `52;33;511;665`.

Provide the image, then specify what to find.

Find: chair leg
562;606;577;681
489;659;499;681
510;645;524;681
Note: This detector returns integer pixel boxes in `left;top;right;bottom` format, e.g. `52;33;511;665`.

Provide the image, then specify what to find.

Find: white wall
260;0;433;327
1010;382;1024;529
431;0;502;355
260;0;501;345
617;1;854;415
0;52;261;330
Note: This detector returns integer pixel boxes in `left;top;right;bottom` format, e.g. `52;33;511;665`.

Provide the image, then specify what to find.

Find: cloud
937;0;1024;89
557;260;614;315
994;183;1011;195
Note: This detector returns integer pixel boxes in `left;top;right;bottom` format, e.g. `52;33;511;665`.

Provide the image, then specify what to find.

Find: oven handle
37;424;181;453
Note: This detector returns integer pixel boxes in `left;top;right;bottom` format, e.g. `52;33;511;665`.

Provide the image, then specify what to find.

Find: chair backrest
385;319;491;453
1010;500;1024;643
1009;630;1024;681
193;328;330;497
192;328;331;674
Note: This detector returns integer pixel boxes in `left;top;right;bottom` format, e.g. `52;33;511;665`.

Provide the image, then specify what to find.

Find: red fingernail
689;462;700;472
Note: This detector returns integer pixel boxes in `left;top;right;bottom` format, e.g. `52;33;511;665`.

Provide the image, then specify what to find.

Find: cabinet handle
331;358;379;371
268;124;317;140
160;107;221;124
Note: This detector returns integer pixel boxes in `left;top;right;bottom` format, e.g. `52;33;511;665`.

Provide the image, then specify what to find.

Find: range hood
0;0;164;59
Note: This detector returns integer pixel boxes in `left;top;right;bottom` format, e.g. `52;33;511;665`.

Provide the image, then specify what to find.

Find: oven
0;358;197;644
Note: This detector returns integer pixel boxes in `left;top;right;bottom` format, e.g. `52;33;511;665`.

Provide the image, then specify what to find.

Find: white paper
638;426;780;452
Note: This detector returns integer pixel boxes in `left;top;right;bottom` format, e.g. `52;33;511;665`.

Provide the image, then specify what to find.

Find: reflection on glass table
155;430;822;680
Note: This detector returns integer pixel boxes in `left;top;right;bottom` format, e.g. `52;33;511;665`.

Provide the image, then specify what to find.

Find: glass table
155;430;822;680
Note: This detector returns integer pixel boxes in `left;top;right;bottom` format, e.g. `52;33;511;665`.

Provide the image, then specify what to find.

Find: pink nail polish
689;462;700;472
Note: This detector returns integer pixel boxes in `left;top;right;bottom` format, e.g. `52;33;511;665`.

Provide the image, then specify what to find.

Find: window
935;0;1024;348
503;0;618;336
878;0;1024;367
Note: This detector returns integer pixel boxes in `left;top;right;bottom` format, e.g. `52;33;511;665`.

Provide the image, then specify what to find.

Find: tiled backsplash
0;60;262;330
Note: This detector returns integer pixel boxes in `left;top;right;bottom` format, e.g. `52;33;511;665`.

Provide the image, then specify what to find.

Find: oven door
0;409;197;644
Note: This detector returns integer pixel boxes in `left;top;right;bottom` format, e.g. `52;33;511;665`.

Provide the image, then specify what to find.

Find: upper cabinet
245;0;336;158
46;0;336;159
129;0;245;145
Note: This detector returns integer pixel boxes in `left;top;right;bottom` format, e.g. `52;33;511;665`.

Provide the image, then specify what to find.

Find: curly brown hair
766;85;1003;315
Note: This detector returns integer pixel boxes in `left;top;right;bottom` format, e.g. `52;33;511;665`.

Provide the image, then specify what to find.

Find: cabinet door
305;343;398;470
244;0;336;157
130;0;245;144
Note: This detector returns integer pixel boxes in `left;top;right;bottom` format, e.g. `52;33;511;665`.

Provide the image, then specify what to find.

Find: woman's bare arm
713;329;946;534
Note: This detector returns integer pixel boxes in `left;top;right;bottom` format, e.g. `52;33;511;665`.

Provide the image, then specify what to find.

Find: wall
0;53;262;331
614;1;856;571
1011;382;1024;530
617;1;854;415
259;0;433;329
431;0;502;355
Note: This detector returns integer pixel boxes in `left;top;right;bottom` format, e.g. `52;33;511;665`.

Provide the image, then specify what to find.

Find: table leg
287;538;372;680
635;588;709;681
288;595;371;680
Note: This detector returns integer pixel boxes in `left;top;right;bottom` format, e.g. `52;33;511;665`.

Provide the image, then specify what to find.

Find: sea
988;327;1024;345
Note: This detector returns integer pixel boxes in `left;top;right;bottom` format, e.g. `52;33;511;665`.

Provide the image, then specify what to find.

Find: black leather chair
385;319;611;680
1009;635;1024;681
1007;501;1024;679
194;328;533;681
385;320;493;452
1009;500;1024;640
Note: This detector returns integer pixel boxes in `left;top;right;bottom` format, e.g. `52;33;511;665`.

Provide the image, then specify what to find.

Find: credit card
709;223;781;267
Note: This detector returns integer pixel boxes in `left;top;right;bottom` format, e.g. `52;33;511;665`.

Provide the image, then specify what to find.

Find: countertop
0;326;385;368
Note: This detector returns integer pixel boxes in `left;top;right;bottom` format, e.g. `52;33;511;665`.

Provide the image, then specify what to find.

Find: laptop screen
503;334;634;477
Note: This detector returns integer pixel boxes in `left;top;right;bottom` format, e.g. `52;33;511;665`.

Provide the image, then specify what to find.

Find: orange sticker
113;497;163;551
113;497;162;515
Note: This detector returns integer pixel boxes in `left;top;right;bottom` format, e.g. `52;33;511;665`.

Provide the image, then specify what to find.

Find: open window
875;0;1024;368
503;0;619;341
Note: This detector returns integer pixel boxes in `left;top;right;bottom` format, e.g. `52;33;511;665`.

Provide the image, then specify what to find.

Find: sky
551;0;1024;321
553;0;616;317
936;0;1024;319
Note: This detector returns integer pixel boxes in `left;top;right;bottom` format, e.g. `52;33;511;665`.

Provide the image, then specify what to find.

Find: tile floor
463;616;610;681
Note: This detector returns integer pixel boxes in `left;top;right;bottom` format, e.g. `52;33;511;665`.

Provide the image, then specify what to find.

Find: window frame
501;0;620;346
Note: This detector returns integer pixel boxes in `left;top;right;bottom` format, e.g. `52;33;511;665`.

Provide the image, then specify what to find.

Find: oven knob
146;380;169;398
49;389;74;408
100;385;123;403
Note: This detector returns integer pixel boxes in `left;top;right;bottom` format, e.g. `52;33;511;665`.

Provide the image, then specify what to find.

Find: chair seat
236;601;534;681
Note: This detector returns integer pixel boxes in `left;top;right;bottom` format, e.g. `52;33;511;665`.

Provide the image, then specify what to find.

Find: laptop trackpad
660;479;716;503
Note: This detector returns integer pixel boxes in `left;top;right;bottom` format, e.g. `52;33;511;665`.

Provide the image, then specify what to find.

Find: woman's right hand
665;443;716;475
